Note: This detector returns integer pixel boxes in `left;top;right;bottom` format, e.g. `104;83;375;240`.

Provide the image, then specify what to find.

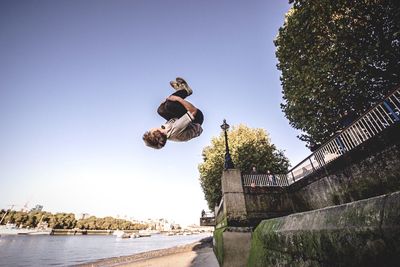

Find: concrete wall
214;170;253;266
221;169;248;225
290;124;400;212
215;125;400;266
241;125;400;221
243;187;293;225
213;226;252;267
248;191;400;267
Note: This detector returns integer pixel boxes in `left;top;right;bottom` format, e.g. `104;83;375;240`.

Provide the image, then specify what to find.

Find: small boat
138;230;152;237
138;233;151;237
0;210;52;235
113;230;130;238
121;233;130;238
130;233;140;238
27;221;52;235
0;223;34;235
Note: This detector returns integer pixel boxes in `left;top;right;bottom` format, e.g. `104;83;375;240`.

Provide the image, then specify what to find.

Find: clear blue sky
0;0;308;226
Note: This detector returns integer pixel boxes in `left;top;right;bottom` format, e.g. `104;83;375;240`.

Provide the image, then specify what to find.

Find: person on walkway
250;165;258;174
267;170;277;186
143;77;204;149
250;165;257;188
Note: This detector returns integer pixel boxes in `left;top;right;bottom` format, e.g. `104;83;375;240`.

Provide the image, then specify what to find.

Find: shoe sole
176;77;192;95
170;81;180;90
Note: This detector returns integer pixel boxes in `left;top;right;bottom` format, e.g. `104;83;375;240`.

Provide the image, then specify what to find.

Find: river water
0;233;211;267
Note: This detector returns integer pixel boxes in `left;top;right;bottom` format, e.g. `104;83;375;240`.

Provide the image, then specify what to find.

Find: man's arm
167;95;198;116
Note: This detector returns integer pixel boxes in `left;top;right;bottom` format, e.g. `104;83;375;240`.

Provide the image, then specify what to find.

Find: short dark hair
143;130;167;149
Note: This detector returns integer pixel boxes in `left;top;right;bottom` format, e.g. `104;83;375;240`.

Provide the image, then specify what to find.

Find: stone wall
213;226;253;267
214;125;400;266
221;169;248;224
289;124;400;212
241;124;400;221
247;191;400;267
243;187;293;226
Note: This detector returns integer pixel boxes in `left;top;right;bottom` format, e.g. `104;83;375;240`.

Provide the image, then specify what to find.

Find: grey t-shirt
162;112;203;142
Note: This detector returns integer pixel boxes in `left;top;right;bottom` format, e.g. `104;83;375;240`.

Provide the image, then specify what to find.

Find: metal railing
243;86;400;187
242;174;289;187
216;198;224;217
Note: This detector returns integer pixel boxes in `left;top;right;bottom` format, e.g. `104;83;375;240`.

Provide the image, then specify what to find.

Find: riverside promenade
79;237;219;267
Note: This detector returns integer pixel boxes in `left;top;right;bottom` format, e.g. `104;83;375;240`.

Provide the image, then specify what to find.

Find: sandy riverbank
77;237;219;267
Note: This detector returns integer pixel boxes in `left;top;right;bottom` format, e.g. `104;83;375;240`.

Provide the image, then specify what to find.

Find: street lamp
221;119;235;170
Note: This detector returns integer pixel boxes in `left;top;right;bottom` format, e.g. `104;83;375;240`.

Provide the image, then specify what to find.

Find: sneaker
169;80;181;91
176;77;193;96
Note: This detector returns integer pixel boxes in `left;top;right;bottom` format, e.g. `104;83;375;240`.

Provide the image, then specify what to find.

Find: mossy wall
216;126;400;266
213;226;225;266
247;192;400;267
243;187;293;226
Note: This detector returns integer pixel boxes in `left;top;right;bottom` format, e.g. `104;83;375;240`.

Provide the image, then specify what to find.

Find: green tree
198;124;290;209
275;0;400;145
51;213;77;229
0;209;147;230
0;209;6;224
75;216;147;230
13;212;28;227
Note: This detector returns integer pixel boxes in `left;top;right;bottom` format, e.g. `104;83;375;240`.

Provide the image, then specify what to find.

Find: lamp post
221;119;235;169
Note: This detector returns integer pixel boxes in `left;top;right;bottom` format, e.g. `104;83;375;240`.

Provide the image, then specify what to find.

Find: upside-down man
143;77;204;149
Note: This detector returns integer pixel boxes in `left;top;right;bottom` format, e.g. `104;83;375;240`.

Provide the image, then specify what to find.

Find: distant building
77;213;90;220
171;223;181;230
142;218;178;231
30;205;43;212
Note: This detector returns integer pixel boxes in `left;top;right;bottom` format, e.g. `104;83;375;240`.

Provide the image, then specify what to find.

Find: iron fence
243;86;400;187
242;174;289;187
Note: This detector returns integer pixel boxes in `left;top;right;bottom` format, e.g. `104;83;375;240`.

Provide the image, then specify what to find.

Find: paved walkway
120;246;219;267
79;237;219;267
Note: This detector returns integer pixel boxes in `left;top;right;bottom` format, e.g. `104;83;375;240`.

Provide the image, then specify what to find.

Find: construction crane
0;204;17;224
21;201;30;212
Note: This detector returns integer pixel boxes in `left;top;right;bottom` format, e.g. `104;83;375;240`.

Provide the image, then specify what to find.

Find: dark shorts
193;109;204;125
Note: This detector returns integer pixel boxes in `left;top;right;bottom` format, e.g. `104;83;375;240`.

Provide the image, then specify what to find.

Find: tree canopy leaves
275;0;400;145
198;125;290;209
0;210;147;230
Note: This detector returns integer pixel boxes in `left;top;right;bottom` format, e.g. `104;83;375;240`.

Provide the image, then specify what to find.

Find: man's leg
193;108;204;125
172;89;189;99
157;90;189;120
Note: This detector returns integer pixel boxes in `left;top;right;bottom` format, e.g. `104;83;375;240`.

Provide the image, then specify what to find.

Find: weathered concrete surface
243;187;294;226
290;124;400;212
215;125;400;267
213;226;225;264
240;124;400;224
217;227;251;267
247;191;400;267
221;169;248;224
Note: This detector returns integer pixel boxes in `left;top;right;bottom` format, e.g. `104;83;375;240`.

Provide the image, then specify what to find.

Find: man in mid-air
143;77;204;149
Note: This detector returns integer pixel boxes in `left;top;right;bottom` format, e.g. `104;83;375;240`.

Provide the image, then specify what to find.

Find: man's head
143;129;167;149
